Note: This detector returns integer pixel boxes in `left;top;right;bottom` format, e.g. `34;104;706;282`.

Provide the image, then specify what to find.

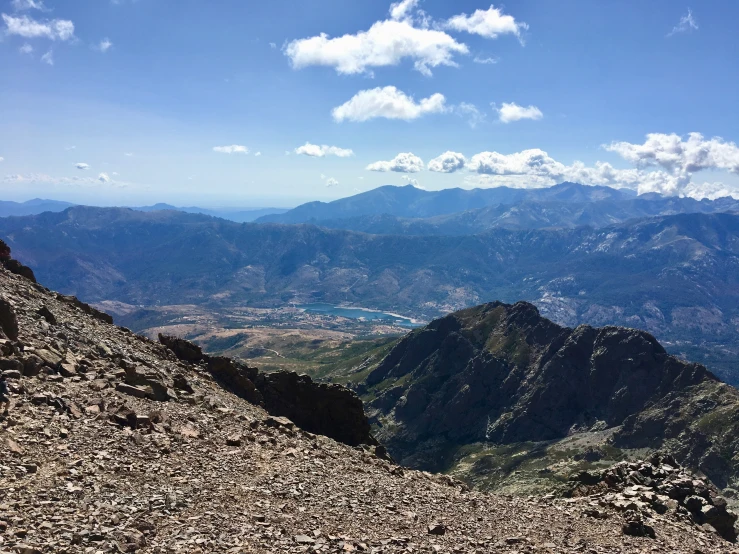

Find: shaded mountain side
0;253;734;551
257;182;636;223
1;207;738;384
305;196;739;235
364;302;739;491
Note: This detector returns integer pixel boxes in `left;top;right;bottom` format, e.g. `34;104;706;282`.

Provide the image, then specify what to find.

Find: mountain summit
365;301;739;493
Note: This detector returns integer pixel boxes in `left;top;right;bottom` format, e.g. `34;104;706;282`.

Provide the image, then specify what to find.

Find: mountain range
257;183;739;233
1;205;738;385
0;198;288;223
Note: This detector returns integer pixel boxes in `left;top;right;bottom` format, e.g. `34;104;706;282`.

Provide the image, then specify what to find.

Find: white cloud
19;43;33;54
11;0;46;11
96;38;113;53
3;173;127;188
325;177;339;187
332;86;447;122
75;162;89;170
0;157;4;162
473;56;498;64
604;132;739;195
428;151;466;173
366;152;424;173
445;5;528;42
98;172;110;183
254;151;262;157
389;0;419;21
2;14;74;40
269;42;277;49
40;49;53;65
496;102;543;123
455;102;485;128
668;9;698;37
295;142;354;157
605;133;739;175
284;15;468;77
213;145;249;154
123;152;133;157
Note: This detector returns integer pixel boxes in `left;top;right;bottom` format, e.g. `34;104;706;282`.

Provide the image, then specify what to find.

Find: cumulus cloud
96;38;113;53
2;14;74;40
366;152;424;173
98;172;110;183
668;9;698;37
473;56;498;64
325;177;339;187
295;142;354;157
40;49;53;65
213;145;249;154
254;151;262;157
496;102;543;123
75;162;90;170
269;42;276;49
284;13;467;76
19;43;33;54
445;5;528;42
428;151;466;173
604;132;739;195
332;86;447;122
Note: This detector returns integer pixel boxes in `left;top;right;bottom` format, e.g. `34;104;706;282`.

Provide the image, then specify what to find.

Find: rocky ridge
365;301;739;493
0;246;738;552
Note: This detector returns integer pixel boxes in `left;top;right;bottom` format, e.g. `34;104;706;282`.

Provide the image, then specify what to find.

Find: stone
0;297;19;340
294;535;315;544
37;306;57;325
427;523;446;535
116;383;152;399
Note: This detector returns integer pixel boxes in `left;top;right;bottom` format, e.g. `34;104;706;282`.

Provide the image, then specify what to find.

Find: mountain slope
2;235;733;551
0;198;75;217
364;301;739;493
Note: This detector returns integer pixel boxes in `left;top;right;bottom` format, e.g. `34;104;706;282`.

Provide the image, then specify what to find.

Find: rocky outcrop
158;334;375;446
0;297;19;340
569;454;738;541
0;238;36;283
255;371;376;447
365;302;739;490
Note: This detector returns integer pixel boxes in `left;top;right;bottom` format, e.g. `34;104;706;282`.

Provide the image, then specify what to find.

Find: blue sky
1;0;738;207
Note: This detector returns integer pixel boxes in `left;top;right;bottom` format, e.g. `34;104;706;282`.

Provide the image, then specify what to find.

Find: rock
226;434;243;447
6;437;23;455
427;523;446;535
35;348;62;368
254;370;375;447
116;383;152;399
0;297;19;340
158;334;204;363
13;544;42;554
622;513;656;539
37;306;57;325
294;535;315;544
1;368;22;379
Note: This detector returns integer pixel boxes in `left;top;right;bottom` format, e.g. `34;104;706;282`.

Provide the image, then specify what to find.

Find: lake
298;303;421;328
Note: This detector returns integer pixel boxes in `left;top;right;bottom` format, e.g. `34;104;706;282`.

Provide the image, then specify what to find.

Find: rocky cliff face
158;333;374;447
365;302;739;492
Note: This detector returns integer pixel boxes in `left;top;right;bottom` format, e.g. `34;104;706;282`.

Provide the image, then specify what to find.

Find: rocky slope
364;301;739;495
1;235;738;551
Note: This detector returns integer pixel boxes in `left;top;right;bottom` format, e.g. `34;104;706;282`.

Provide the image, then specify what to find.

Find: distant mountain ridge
0;198;288;223
257;182;636;224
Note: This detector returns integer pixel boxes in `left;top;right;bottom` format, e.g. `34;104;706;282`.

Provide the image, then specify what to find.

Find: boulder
158;334;203;363
0;297;19;340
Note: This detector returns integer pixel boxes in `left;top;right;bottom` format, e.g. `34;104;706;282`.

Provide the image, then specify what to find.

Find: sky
1;0;739;207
